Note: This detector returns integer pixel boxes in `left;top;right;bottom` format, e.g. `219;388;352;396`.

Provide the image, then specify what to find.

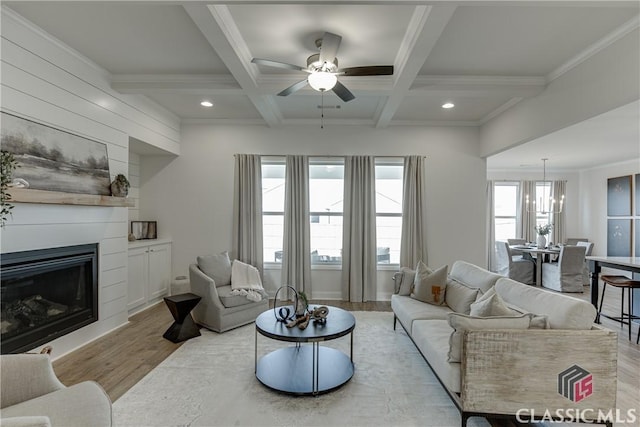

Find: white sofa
0;354;112;427
391;261;617;427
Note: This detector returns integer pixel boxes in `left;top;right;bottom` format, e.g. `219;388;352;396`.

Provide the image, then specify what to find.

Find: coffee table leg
312;342;319;395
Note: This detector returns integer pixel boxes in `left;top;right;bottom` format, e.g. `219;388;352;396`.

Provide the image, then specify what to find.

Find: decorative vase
110;181;128;197
536;235;547;249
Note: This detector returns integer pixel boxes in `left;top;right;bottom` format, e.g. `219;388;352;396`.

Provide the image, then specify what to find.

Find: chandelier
526;158;564;214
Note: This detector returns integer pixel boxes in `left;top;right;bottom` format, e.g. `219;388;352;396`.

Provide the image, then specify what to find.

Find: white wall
0;7;180;357
578;159;640;257
480;28;640;157
139;124;486;300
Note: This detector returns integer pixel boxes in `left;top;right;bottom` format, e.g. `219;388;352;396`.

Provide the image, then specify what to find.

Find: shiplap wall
128;152;141;224
0;6;180;358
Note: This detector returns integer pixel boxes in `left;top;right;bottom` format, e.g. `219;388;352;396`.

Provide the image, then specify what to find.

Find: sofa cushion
0;382;111;427
444;279;480;314
396;267;416;296
411;263;447;305
469;288;516;317
495;278;597;329
411;320;461;394
449;260;502;293
391;295;452;333
446;312;547;362
216;285;256;308
197;252;232;287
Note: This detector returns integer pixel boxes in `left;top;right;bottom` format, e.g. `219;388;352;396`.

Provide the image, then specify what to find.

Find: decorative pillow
410;263;447;305
444;279;480;314
396;267;416;296
447;313;534;362
470;289;517;317
197;251;232;287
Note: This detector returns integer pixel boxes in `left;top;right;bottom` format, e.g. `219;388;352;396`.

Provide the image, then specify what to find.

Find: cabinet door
127;247;148;311
148;243;171;300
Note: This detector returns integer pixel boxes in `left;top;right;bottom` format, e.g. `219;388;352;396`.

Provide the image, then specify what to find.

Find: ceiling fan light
308;72;337;92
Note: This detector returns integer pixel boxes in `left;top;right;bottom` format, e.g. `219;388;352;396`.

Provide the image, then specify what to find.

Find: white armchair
495;241;535;285
0;354;112;427
189;262;268;333
542;245;587;293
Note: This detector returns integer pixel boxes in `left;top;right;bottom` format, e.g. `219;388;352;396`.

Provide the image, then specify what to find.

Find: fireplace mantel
8;188;134;207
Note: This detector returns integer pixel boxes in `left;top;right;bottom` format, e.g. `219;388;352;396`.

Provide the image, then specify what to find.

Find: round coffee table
254;305;355;395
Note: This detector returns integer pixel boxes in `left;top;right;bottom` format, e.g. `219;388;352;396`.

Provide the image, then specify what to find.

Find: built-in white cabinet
127;239;172;314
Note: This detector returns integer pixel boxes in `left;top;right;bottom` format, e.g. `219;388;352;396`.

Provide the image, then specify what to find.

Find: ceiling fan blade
319;32;342;65
277;79;309;96
338;65;394;76
332;80;355;102
252;58;305;72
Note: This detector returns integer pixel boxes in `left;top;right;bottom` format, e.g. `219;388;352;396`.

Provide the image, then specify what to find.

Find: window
494;182;519;242
375;160;403;265
262;159;285;263
309;159;344;264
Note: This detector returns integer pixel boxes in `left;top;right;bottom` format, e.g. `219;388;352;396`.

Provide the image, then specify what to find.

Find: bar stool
597;275;640;343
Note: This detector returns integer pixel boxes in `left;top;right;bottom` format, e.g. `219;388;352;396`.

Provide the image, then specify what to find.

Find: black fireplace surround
1;244;98;354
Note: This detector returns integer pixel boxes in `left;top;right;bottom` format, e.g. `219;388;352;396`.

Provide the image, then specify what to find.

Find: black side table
163;293;202;343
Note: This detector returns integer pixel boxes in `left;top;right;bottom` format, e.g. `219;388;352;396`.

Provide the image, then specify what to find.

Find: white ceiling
4;1;640;168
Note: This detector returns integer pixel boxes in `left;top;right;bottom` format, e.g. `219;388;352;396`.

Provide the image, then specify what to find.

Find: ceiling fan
251;32;394;102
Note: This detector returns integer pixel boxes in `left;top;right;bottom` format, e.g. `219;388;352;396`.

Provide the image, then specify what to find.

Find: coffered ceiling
4;1;640;168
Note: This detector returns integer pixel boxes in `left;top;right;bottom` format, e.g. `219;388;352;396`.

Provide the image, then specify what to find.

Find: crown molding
478;97;524;125
1;5;111;82
547;14;640;83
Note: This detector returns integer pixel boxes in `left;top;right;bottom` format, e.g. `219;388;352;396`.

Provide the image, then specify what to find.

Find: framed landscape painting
0;112;111;195
607;219;631;257
607;175;632;216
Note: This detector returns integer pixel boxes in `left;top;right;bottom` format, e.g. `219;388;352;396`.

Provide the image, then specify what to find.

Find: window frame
493;181;520;242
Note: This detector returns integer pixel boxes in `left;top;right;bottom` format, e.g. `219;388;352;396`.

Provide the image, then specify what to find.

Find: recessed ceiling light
442;102;455;109
200;100;213;107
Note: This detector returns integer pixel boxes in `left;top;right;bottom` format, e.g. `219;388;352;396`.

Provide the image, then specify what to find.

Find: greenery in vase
113;174;130;190
535;223;553;236
1;150;19;227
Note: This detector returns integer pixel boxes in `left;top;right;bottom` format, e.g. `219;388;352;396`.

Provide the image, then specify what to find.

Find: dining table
585;256;640;310
512;245;561;287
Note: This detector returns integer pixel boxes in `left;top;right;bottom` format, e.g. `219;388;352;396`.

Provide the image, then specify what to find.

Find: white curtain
342;156;377;302
232;154;263;271
519;180;537;242
399;155;428;268
551;180;567;245
486;181;497;271
282;155;312;295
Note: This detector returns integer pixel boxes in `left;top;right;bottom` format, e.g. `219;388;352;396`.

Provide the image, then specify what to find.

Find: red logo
558;365;593;402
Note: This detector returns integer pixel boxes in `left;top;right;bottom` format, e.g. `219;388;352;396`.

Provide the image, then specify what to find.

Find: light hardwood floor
52;290;638;424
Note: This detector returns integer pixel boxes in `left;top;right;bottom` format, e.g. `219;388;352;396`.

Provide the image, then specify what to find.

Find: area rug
113;311;490;427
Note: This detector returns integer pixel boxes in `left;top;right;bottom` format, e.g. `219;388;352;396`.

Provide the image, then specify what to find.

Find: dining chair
565;237;588;245
576;241;594;285
507;238;527;256
495;241;535;285
541;245;587;292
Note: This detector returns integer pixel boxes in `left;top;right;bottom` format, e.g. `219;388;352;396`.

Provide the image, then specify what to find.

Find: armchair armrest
460;326;617;420
189;264;224;309
0;355;65;409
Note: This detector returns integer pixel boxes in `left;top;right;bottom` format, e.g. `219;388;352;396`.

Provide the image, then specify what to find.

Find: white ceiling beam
183;4;282;127
375;5;457;128
111;72;545;99
111;74;241;95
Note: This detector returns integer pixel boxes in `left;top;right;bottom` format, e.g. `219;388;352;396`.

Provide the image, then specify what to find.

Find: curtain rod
234;154;427;158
